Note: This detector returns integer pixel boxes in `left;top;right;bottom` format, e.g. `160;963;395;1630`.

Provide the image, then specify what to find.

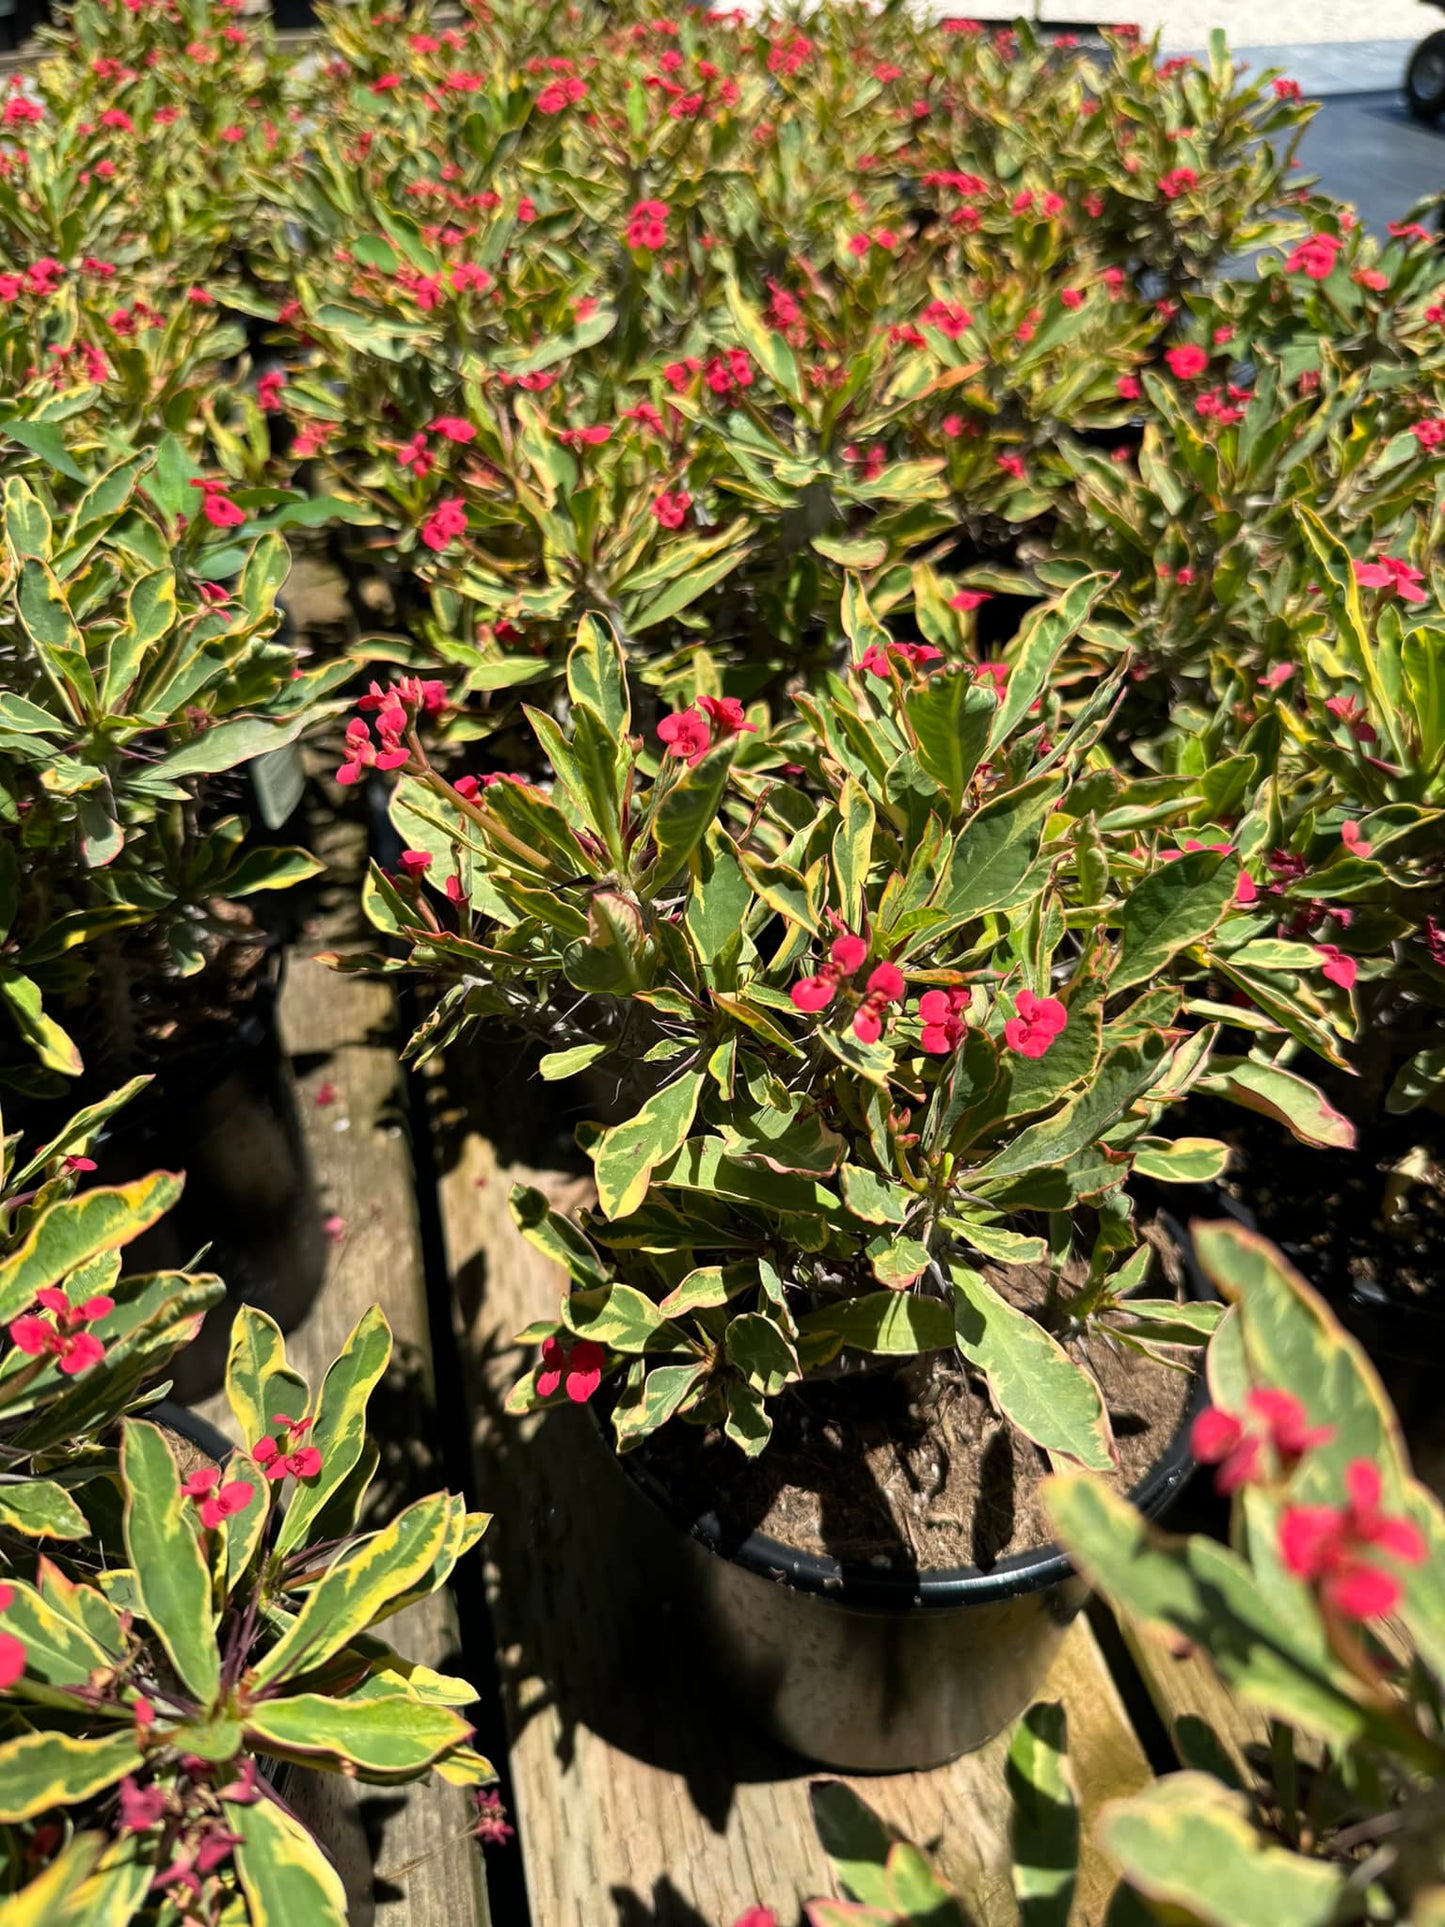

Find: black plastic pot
102;978;327;1402
597;1344;1206;1773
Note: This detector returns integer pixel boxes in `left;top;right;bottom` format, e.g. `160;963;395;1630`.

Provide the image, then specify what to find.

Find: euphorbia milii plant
346;595;1350;1466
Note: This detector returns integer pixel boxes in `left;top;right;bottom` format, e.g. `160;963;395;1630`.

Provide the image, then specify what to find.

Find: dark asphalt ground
1302;90;1445;233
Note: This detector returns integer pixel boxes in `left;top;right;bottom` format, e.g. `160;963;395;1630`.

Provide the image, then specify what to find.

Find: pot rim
609;1254;1214;1612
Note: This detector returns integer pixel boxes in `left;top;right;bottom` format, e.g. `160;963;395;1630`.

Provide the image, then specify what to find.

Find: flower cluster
337;677;448;786
8;1288;113;1375
181;1465;257;1529
251;1414;323;1482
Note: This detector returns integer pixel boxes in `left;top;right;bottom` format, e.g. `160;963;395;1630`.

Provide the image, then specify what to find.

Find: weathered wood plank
1118;1616;1272;1780
437;1120;1154;1927
192;812;490;1927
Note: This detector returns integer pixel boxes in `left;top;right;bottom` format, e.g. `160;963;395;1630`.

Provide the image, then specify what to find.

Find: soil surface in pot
1205;1101;1445;1315
635;1264;1193;1572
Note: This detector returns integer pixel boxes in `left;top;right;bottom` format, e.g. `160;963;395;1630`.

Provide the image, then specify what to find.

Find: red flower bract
1165;344;1208;380
1003;988;1067;1058
657;707;711;765
1279;1458;1426;1620
537;1336;606;1402
421;496;467;552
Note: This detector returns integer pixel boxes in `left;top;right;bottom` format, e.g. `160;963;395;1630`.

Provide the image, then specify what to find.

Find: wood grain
192;813;490;1927
436;1117;1154;1927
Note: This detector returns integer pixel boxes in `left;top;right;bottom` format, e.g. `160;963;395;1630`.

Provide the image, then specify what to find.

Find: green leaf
225;1306;308;1447
0;1733;142;1823
17;560;91;714
250;1494;452;1689
120;1420;220;1704
1199;1059;1355;1150
0;1479;89;1539
0;418;86;485
613;1361;708;1444
1113;850;1238;992
1131;1136;1231;1182
650;740;734;888
839;1165;912;1224
940;776;1059;922
974;1035;1171;1184
658;1263;755;1315
1008;1702;1078;1927
797;1291;954;1355
567;611;629;738
538;1042;610;1081
218;847;325;898
0;1579;114;1690
810;1782;898;1910
992;575;1109;748
149;711;313;782
592;1070;704;1219
0;1173;182;1323
905;670;993;810
245;1692;470;1775
951;1265;1113;1471
227;1791;349;1927
561;1282;673;1352
277;1307;393;1556
1099;1774;1347;1927
509;1185;611;1291
0;970;81;1079
726;1312;800;1395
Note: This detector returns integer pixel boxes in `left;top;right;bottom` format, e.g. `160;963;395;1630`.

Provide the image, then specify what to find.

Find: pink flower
857;640;943;679
1354;554;1427;604
1258;662;1295;690
189;479;245;528
1273;78;1301;99
256;369;285;412
399;850;433;877
536;1336;606;1402
1236;871;1259;906
421;497;467;552
852;962;904;1044
1192;1389;1332;1493
430;416;476;443
657;708;712;766
1316;944;1357;990
537;77;586;112
452;264;491;293
1279;1459;1425;1620
996;452;1026;481
1165;344;1208;380
696;695;757;740
9;1290;113;1374
626;198;669;250
118;1777;168;1832
950;589;991;612
1410;419;1445;450
790;933;868;1013
1284;233;1342;279
918;986;968;1055
252;1415;322;1483
1157;167;1197;200
474;1788;515;1846
652;489;692;529
1115;374;1142;401
1003;988;1067;1058
0;1632;22;1690
733;1913;777;1927
181;1467;256;1530
1324;694;1376;742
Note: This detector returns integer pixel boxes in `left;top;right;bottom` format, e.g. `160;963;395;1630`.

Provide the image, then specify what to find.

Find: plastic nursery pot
593;1343;1207;1774
105;977;327;1402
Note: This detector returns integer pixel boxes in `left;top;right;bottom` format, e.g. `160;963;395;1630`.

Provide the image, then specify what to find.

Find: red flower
1115;374;1142;401
119;1778;168;1833
919;298;972;339
558;423;613;449
1273;77;1301;99
853;961;904;1043
733;1913;777;1927
626;199;669;249
181;1466;256;1530
421;497;467;552
1003;989;1067;1058
536;76;586;112
1165;344;1207;380
452;264;491;293
790;933;868;1013
651;489;691;528
189;479;245;528
252;1415;322;1483
1340;819;1372;858
1192;1389;1332;1493
9;1289;114;1374
1284;233;1342;279
657;707;712;765
1280;1459;1425;1620
918;986;968;1055
399;850;432;877
536;1336;606;1402
256;369;285;412
1157;166;1197;200
857;640;942;679
950;589;991;612
1354;554;1427;604
1316;944;1357;990
696;695;756;740
0;1632;21;1690
996;452;1026;481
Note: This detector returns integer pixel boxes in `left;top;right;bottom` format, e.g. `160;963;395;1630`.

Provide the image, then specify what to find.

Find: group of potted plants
0;0;1440;1917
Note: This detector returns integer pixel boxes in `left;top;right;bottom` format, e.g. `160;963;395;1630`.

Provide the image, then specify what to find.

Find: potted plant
0;1296;494;1923
340;601;1356;1767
